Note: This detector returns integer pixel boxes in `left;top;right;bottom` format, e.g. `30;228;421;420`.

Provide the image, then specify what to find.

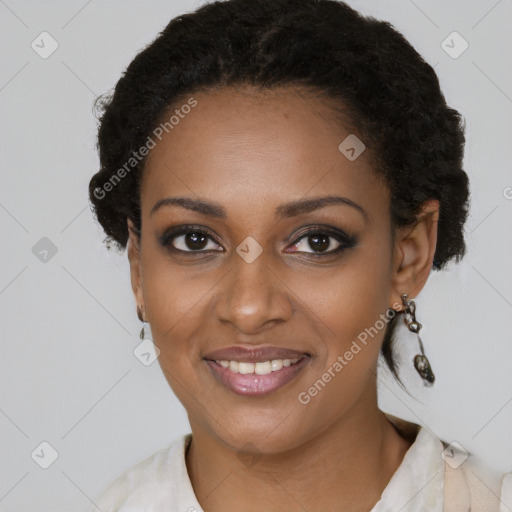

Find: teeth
255;361;271;375
239;362;255;374
270;359;283;371
217;358;301;374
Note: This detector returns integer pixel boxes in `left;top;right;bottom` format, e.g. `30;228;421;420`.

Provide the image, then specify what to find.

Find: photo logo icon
32;237;58;263
31;441;59;469
338;134;365;161
441;441;468;469
134;339;161;366
441;31;469;59
236;237;263;263
31;32;59;59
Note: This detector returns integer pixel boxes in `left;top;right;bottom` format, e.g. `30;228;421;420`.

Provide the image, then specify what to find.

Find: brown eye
290;232;341;253
179;232;209;251
285;227;358;256
159;226;223;253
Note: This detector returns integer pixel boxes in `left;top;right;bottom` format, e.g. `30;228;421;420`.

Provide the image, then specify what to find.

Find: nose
214;251;293;334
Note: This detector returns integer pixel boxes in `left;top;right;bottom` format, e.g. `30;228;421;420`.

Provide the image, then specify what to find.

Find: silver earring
401;293;435;386
137;306;148;340
140;321;149;340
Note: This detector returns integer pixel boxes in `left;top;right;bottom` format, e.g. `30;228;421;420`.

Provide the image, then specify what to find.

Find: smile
205;355;310;396
216;358;301;374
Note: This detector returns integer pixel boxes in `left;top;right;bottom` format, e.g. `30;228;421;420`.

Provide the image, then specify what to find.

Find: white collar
371;426;445;511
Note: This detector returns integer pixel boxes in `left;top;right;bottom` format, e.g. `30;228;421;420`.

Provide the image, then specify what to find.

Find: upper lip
203;345;310;362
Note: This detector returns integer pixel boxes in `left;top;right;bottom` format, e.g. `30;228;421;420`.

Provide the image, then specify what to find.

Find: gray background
1;0;511;510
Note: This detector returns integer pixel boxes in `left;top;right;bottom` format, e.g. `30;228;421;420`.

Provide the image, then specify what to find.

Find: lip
203;345;310;363
205;357;310;397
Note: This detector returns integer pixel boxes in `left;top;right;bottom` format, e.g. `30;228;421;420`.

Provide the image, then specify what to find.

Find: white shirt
90;416;512;512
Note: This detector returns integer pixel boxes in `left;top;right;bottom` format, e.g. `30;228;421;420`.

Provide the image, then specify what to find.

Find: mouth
203;346;311;397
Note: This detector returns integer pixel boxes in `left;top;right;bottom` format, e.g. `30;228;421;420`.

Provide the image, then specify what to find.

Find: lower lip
205;356;310;397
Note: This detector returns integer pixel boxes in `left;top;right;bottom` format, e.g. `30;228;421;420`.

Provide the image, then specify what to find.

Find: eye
159;224;357;257
285;227;357;256
159;225;223;253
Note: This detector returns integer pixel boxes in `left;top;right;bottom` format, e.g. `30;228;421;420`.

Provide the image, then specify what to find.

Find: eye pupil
186;232;208;250
309;234;329;252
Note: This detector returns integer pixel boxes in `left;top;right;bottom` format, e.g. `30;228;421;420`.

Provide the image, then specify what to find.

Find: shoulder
384;412;511;511
441;440;512;512
89;434;191;512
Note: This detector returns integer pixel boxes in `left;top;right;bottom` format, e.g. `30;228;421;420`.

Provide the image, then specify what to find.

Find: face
128;85;431;454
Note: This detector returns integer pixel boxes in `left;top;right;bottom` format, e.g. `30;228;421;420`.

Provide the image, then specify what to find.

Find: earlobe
388;200;440;307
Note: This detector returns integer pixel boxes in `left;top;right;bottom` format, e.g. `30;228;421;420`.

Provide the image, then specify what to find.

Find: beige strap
443;462;470;512
444;459;503;512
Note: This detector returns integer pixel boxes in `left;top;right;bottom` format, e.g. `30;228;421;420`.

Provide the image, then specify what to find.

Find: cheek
139;250;211;363
296;284;390;429
293;242;392;394
292;238;392;345
141;262;210;415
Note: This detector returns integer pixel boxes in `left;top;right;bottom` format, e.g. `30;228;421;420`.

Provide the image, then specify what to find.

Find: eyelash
159;224;358;258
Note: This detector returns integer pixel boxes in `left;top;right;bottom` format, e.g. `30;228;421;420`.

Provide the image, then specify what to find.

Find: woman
88;0;511;510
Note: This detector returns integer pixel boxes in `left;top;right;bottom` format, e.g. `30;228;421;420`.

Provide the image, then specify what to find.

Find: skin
127;85;440;512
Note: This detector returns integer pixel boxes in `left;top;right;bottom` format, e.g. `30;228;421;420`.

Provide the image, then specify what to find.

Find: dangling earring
137;305;149;340
401;293;435;386
140;321;149;340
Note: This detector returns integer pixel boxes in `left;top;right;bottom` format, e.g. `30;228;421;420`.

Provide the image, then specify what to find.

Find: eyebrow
150;195;366;220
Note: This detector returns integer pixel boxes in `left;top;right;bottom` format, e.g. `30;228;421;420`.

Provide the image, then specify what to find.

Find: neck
186;388;412;512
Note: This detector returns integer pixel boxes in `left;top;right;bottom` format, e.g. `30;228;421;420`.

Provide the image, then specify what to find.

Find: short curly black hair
89;0;469;386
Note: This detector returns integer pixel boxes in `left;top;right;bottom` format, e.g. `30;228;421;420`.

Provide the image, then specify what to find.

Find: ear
388;199;440;310
127;218;145;319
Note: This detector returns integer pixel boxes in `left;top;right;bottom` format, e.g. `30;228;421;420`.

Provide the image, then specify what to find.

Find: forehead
141;86;388;221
